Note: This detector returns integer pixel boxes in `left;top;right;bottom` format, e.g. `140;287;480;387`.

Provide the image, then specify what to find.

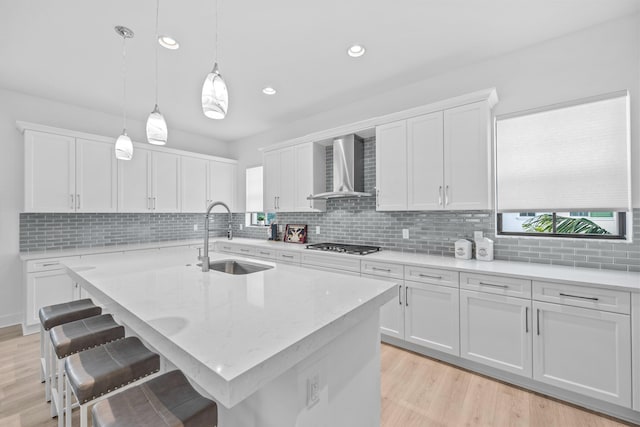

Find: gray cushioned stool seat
50;314;125;359
65;336;160;403
39;298;101;330
92;370;218;427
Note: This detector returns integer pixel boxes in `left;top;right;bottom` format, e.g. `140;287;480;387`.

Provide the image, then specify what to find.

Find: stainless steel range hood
307;134;372;200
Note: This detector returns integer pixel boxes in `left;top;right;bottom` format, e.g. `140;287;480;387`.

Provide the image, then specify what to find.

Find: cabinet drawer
404;265;458;288
301;252;361;273
533;281;630;314
253;248;276;260
361;260;403;279
276;250;301;264
460;272;531;299
217;242;237;253
26;256;80;273
236;246;256;256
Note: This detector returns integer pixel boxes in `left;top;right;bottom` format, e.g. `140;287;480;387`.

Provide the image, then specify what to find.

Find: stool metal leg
65;376;72;427
44;329;52;402
80;404;87;427
40;325;46;383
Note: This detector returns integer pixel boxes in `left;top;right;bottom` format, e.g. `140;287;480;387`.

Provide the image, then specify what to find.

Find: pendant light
146;0;168;145
114;26;134;160
201;0;228;119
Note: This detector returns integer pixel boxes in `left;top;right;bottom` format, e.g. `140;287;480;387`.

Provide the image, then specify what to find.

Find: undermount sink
202;259;273;275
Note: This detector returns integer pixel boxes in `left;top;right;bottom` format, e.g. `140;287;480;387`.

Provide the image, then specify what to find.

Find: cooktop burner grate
305;243;381;255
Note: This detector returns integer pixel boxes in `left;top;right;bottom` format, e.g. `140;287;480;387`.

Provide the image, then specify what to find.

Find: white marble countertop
64;247;397;408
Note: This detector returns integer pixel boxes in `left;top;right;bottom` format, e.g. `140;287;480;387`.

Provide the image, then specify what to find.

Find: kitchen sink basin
204;259;273;275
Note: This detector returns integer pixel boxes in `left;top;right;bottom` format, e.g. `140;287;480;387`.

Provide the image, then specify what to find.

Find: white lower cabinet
460;289;532;377
405;281;459;355
378;282;404;339
25;269;78;328
533;301;631;407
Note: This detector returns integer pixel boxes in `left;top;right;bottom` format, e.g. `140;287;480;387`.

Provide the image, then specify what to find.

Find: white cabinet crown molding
17;121;237;164
260;87;498;153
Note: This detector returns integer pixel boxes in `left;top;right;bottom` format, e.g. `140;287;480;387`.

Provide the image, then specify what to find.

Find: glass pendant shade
146;105;168;145
115;131;133;160
202;63;228;119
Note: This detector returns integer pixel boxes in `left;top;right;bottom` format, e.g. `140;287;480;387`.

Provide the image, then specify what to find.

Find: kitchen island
64;246;397;426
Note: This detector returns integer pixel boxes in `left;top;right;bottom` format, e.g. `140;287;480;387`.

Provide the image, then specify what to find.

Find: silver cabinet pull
536;309;541;335
445;185;449;206
259;251;270;256
148;197;152;210
438;186;442;206
309;194;312;209
76;194;81;209
525;306;529;333
398;285;402;305
41;262;59;267
281;254;294;259
405;286;409;307
376;189;380;207
559;292;599;301
372;267;391;272
274;196;277;210
153;197;157;210
240;249;250;253
70;194;75;209
418;273;442;279
479;282;508;289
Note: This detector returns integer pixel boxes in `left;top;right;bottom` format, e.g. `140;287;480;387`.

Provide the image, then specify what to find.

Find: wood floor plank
0;326;634;426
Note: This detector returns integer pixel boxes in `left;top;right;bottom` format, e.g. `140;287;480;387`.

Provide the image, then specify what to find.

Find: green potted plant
257;213;265;226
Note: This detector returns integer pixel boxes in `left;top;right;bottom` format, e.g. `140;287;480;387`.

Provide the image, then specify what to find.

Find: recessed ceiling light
158;35;179;50
262;87;277;95
347;44;365;58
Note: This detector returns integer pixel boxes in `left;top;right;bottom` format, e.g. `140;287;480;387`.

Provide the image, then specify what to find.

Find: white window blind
496;92;630;212
245;166;263;212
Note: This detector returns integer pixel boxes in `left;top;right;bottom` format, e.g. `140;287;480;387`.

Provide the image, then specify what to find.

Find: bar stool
64;336;161;427
49;314;125;425
38;299;102;402
92;370;218;427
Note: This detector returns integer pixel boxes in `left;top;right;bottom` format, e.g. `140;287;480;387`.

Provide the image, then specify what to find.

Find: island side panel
219;311;382;426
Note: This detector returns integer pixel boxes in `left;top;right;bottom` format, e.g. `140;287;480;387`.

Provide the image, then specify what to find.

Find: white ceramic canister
454;239;473;260
476;237;494;261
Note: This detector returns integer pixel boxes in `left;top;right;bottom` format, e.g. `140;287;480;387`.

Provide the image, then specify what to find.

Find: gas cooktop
305;243;381;255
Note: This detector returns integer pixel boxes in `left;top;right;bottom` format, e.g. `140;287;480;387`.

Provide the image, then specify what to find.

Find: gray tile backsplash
20;136;640;272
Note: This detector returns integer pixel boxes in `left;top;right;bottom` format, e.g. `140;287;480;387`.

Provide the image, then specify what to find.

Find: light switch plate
402;229;409;239
316;226;320;234
193;224;198;231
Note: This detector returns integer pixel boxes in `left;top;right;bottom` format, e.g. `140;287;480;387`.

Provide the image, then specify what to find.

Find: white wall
230;13;640;211
0;88;231;327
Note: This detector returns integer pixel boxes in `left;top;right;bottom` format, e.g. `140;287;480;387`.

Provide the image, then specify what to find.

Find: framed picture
283;224;307;244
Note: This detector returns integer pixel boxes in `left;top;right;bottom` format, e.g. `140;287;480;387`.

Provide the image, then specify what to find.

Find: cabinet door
407;112;444;210
25;270;76;327
118;148;151;212
75;138;117;212
209;160;236;212
376;121;407;211
263;150;280;212
533;301;631;407
405;282;459;356
443;101;491;210
24;130;75;212
181;156;208;212
277;147;296;212
152;151;180;212
294;143;326;212
460;289;532;377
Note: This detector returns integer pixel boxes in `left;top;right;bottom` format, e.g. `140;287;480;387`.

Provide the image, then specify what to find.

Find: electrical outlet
278;224;284;232
193;224;198;231
316;226;320;235
239;224;243;230
402;229;409;239
306;374;320;408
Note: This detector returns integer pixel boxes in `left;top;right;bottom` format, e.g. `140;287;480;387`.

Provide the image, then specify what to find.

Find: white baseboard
0;312;22;329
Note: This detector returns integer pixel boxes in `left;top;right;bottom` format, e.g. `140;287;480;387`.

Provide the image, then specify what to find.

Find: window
245;166;274;227
495;91;630;239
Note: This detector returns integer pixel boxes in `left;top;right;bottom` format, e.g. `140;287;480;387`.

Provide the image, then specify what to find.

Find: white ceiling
1;1;638;143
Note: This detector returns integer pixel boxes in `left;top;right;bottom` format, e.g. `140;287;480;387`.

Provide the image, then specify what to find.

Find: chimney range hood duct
307;134;372;200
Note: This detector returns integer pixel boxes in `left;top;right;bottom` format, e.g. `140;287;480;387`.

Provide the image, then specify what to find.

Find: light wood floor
0;325;634;426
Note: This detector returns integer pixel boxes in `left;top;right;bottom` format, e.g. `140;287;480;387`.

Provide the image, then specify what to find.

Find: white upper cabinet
443;101;491;210
76;138;118;212
151;151;181;212
118;148;152;212
24;130;116;212
263;143;325;213
208;160;236;212
375;121;407;211
181;156;208;213
407;112;444;210
375;99;493;211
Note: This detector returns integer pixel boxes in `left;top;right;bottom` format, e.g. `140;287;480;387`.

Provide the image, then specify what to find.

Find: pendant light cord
121;34;127;131
155;0;160;106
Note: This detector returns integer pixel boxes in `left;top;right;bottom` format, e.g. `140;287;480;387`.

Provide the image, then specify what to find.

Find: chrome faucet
202;201;233;272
